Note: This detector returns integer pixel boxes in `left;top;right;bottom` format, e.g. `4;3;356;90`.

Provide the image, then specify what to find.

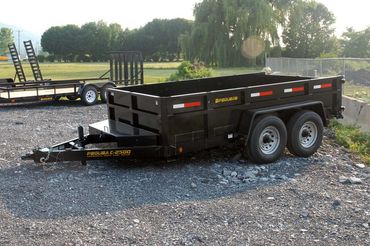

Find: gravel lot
0;102;369;245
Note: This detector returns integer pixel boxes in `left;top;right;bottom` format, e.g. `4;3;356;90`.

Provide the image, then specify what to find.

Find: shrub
167;61;212;81
330;120;370;164
37;55;45;62
47;55;55;62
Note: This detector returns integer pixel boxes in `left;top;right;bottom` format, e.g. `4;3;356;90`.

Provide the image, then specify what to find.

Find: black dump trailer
1;42;143;106
23;72;344;164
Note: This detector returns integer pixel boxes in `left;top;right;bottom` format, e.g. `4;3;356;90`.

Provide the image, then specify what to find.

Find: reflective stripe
284;86;304;93
251;91;273;98
314;83;332;89
173;101;201;109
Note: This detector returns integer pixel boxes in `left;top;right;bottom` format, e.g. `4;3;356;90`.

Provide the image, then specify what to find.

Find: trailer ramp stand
22;120;163;164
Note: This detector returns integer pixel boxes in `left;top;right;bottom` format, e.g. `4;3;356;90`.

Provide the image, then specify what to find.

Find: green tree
41;26;65;61
181;0;295;67
282;0;336;58
0;28;14;55
341;27;370;58
120;18;192;61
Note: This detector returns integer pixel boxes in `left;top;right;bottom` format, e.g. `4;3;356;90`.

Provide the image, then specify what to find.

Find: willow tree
181;0;295;67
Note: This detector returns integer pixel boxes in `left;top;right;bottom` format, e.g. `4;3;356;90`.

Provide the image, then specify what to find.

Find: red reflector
184;101;201;108
292;87;305;92
260;91;273;97
321;83;332;89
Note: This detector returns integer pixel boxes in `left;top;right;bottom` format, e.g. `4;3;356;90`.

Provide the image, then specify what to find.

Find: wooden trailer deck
0;87;77;99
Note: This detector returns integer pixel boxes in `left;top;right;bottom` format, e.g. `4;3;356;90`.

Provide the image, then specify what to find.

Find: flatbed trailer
23;72;345;164
2;41;144;106
0;77;114;105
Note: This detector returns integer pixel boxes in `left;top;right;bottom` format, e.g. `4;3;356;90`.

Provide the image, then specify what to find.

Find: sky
0;0;369;37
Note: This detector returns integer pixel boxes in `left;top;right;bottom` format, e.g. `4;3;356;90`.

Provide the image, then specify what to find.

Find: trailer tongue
22;120;160;164
23;73;344;164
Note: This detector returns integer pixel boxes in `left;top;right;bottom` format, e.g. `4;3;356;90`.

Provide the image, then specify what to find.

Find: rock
300;229;308;233
223;169;232;176
277;175;288;181
332;199;341;209
355;164;365;169
339;176;351;184
231;177;240;183
300;211;310;218
191;183;197;188
133;219;140;223
349;177;363;184
230;171;238;177
244;171;256;179
363;223;369;229
219;179;228;185
267;197;275;201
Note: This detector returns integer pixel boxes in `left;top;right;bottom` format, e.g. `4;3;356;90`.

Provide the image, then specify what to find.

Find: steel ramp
8;43;27;82
24;40;43;81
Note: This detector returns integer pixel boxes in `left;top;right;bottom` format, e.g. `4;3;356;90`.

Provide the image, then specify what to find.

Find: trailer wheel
287;111;323;157
100;83;115;103
81;85;98;106
246;115;287;164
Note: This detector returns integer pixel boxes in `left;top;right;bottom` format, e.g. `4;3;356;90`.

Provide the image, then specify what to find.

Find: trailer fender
238;101;327;141
79;83;99;95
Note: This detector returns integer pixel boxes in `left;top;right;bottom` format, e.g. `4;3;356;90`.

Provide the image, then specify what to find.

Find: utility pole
16;30;23;57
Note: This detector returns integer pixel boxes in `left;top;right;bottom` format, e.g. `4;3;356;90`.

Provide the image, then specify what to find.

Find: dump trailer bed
23;72;344;164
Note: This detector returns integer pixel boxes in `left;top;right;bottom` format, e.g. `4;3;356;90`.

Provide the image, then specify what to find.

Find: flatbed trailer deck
23;72;344;164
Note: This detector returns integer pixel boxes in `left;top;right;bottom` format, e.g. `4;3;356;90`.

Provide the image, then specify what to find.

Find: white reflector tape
173;103;185;109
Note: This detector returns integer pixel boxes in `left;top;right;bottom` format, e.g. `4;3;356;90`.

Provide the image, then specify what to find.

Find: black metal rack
109;51;143;85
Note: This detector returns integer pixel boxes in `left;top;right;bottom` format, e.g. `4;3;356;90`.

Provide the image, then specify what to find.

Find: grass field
1;62;369;102
0;62;260;84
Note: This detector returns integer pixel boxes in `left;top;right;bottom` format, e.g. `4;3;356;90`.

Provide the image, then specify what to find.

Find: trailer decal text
173;101;201;109
251;91;273;98
86;150;132;158
284;86;305;93
215;96;239;104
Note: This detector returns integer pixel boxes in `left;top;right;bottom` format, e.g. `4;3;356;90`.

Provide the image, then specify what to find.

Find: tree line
40;19;192;62
6;0;369;66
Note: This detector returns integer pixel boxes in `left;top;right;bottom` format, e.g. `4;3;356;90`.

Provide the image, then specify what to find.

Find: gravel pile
0;101;369;245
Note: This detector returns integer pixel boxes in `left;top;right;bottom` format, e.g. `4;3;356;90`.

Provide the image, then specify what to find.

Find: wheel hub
299;121;318;148
259;126;280;155
86;90;96;103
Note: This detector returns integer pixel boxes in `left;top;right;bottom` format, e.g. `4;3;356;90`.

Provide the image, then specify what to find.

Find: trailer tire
100;83;115;103
246;115;287;164
81;85;98;106
287;111;323;157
